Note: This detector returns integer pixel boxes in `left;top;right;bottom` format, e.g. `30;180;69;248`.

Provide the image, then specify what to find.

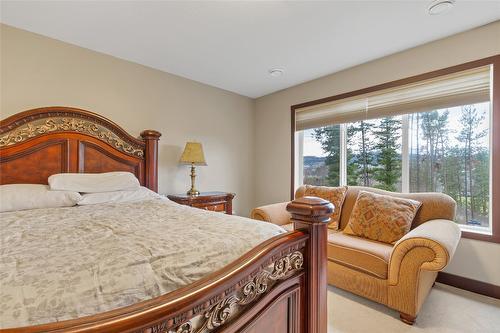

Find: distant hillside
303;156;325;167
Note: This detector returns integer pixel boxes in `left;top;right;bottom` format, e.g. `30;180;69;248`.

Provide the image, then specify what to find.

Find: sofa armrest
250;202;291;226
388;219;461;286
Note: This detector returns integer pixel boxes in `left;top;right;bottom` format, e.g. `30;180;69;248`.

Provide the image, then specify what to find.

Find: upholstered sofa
251;186;461;324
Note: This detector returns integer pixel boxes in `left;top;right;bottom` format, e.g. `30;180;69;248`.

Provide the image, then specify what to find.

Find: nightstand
167;192;235;214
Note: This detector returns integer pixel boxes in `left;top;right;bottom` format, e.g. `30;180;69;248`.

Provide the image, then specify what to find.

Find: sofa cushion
298;185;348;230
343;191;421;244
328;231;392;279
339;186;455;229
281;223;294;232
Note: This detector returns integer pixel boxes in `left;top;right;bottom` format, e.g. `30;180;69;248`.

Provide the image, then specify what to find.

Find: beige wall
0;24;255;216
254;21;500;285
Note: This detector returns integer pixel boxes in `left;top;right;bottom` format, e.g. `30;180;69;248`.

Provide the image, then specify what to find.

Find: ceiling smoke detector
268;68;284;77
428;0;455;15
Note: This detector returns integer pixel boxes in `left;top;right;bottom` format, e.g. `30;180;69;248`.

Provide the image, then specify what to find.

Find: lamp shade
179;142;207;165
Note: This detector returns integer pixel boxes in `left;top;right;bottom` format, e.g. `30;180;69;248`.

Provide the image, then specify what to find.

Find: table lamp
179;142;207;196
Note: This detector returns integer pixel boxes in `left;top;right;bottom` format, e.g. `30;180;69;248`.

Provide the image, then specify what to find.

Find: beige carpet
327;283;500;333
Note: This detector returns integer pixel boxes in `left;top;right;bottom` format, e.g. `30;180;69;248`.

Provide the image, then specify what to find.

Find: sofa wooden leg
400;312;416;325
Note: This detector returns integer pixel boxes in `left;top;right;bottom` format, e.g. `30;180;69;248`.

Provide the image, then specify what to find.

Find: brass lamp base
187;189;200;196
187;163;200;196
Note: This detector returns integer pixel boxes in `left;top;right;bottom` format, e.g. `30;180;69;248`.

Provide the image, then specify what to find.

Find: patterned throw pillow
303;185;348;230
343;191;421;244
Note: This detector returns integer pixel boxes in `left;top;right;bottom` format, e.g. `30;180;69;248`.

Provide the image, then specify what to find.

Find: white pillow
77;186;161;205
0;184;82;212
48;172;140;193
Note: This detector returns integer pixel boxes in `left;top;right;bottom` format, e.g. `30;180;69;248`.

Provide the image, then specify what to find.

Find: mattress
0;198;285;328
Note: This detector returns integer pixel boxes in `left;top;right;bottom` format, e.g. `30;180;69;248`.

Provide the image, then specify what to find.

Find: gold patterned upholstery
339;186;457;229
343;191;421;244
328;231;392;279
250;185;461;324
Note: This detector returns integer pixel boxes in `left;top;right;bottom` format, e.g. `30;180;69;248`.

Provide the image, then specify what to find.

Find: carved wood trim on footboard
1;199;332;333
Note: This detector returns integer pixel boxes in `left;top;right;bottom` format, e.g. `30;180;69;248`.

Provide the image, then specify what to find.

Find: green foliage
473;149;489;216
309;103;490;227
438;147;462;202
457;105;488;221
347;121;375;186
372;117;401;191
419;110;450;191
409;105;489;225
346;147;358;185
313;125;341;186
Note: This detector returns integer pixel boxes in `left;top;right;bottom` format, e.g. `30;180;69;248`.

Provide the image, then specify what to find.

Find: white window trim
340;124;347;186
401;114;410;193
296;130;304;190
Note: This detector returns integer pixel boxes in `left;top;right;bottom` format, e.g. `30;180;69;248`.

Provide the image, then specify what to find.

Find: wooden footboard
3;197;332;333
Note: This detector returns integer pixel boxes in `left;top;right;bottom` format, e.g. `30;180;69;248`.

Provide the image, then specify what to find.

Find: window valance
295;65;491;131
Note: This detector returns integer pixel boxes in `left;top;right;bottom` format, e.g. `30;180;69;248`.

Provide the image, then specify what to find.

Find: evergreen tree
347;120;375;186
442;147;463;203
372;117;401;191
346;146;358;185
309;104;490;227
457;105;487;221
436;111;450;193
420;111;440;191
473;149;489;217
409;113;422;192
313;125;341;186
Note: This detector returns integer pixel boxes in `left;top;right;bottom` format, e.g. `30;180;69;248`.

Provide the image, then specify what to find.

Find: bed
0;107;332;333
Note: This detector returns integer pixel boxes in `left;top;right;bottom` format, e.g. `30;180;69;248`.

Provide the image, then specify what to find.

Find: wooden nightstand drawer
167;192;235;214
193;203;226;212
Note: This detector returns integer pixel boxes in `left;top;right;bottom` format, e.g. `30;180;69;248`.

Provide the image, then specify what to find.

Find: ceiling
1;1;499;98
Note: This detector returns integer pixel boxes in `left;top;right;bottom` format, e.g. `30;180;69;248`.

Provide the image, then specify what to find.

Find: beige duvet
0;199;285;328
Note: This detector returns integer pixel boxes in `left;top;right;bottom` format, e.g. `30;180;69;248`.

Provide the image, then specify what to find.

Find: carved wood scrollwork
175;322;194;333
0;117;144;157
152;250;304;333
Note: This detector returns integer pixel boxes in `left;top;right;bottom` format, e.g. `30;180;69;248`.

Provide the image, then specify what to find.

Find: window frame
290;55;500;243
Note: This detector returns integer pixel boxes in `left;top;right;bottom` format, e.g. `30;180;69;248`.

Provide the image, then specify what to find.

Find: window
303;125;341;186
293;58;499;242
409;104;490;230
346;117;402;191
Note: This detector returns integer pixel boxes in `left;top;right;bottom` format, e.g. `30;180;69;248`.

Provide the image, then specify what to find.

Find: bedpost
287;196;333;333
140;130;161;192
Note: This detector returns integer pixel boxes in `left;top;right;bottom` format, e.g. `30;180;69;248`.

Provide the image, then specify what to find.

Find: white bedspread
0;199;285;328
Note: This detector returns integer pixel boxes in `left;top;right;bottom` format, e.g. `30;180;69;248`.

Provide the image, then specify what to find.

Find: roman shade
295;65;492;131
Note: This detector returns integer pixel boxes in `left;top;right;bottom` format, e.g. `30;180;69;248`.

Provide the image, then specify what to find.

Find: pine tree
473;149;489;218
347;120;375;186
442;147;461;202
372;117;402;191
436;111;450;193
421;111;440;191
457;105;487;222
313;125;341;186
409;113;423;192
346;146;358;185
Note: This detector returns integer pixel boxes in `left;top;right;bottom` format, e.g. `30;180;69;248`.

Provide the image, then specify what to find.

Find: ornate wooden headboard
0;107;161;191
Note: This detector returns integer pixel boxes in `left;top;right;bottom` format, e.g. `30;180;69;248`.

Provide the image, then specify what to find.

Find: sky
302;102;491;157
